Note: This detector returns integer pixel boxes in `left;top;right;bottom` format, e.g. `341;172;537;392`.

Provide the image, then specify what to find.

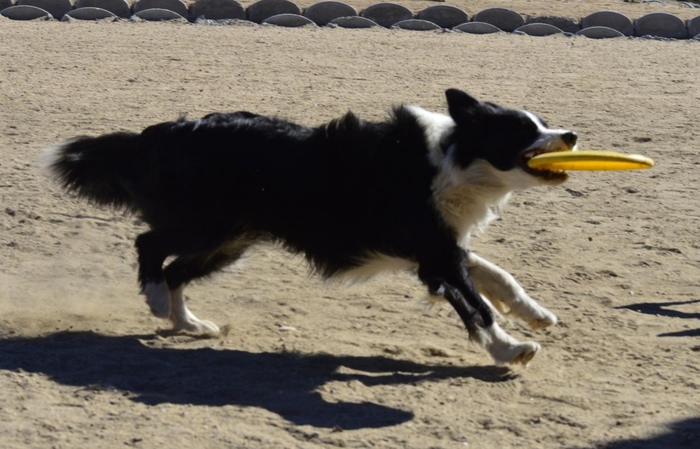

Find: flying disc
527;151;654;171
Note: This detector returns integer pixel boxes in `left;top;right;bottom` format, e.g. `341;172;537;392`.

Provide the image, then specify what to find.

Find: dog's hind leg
135;231;173;320
166;283;220;337
136;230;239;337
163;247;248;337
466;252;557;330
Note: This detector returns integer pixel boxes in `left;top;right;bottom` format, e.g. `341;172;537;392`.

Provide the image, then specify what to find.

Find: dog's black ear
445;89;481;124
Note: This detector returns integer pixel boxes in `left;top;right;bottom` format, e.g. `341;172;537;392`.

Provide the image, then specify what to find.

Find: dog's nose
562;132;578;148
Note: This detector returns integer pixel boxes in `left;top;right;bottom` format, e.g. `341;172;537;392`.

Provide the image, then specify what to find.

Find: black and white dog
45;89;577;365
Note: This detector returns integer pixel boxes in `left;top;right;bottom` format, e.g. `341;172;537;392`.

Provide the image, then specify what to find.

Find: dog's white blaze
522;110;548;132
522;110;578;153
522;110;569;136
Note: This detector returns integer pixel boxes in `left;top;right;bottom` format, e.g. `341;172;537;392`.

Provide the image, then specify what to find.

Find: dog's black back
51;108;450;279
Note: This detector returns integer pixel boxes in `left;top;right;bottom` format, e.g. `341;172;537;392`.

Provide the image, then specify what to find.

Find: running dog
44;89;577;365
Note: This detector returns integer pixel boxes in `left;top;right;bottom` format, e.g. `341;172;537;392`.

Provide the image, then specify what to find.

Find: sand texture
1;2;699;448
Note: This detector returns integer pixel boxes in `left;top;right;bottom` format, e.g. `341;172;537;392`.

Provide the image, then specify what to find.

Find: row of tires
2;0;699;39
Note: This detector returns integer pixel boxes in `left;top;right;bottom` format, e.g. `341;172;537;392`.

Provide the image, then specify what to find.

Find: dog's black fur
46;89;576;364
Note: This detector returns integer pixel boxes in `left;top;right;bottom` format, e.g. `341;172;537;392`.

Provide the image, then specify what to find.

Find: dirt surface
1;2;699;448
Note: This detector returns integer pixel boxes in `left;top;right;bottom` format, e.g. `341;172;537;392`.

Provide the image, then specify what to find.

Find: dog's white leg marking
474;321;541;366
426;290;539;364
143;282;171;319
168;285;220;337
467;253;557;330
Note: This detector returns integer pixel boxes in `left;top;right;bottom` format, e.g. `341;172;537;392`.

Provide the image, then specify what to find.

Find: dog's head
443;89;577;188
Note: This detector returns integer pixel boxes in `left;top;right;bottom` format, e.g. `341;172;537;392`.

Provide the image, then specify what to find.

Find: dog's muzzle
520;132;578;183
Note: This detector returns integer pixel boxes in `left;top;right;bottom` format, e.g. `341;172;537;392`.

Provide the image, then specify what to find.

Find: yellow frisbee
527;150;654;171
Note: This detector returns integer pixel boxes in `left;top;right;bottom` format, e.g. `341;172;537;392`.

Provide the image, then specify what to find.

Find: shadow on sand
594;416;700;449
616;299;700;338
0;331;512;430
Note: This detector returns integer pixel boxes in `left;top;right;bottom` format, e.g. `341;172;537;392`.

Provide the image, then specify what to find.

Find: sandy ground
1;1;699;448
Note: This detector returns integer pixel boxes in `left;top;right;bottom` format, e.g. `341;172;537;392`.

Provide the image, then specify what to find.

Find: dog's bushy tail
43;132;141;210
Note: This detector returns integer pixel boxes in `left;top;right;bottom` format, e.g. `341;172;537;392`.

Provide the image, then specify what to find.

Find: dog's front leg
466;252;557;330
418;249;540;366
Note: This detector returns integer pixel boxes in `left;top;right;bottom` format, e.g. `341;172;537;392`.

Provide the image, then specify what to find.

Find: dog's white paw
172;319;221;338
509;341;540;366
491;340;540;366
167;287;221;338
143;282;170;319
527;308;558;330
479;322;541;366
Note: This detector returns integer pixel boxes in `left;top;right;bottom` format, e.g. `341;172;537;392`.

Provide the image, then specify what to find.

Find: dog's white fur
144;281;220;336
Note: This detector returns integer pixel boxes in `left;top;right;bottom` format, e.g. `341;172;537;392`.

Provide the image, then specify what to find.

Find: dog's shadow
0;331;512;429
616;299;700;337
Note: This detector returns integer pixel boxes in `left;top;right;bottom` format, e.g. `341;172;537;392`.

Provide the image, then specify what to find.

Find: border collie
44;89;577;365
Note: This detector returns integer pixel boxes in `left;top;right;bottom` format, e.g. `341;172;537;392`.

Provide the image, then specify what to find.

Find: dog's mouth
520;148;571;183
